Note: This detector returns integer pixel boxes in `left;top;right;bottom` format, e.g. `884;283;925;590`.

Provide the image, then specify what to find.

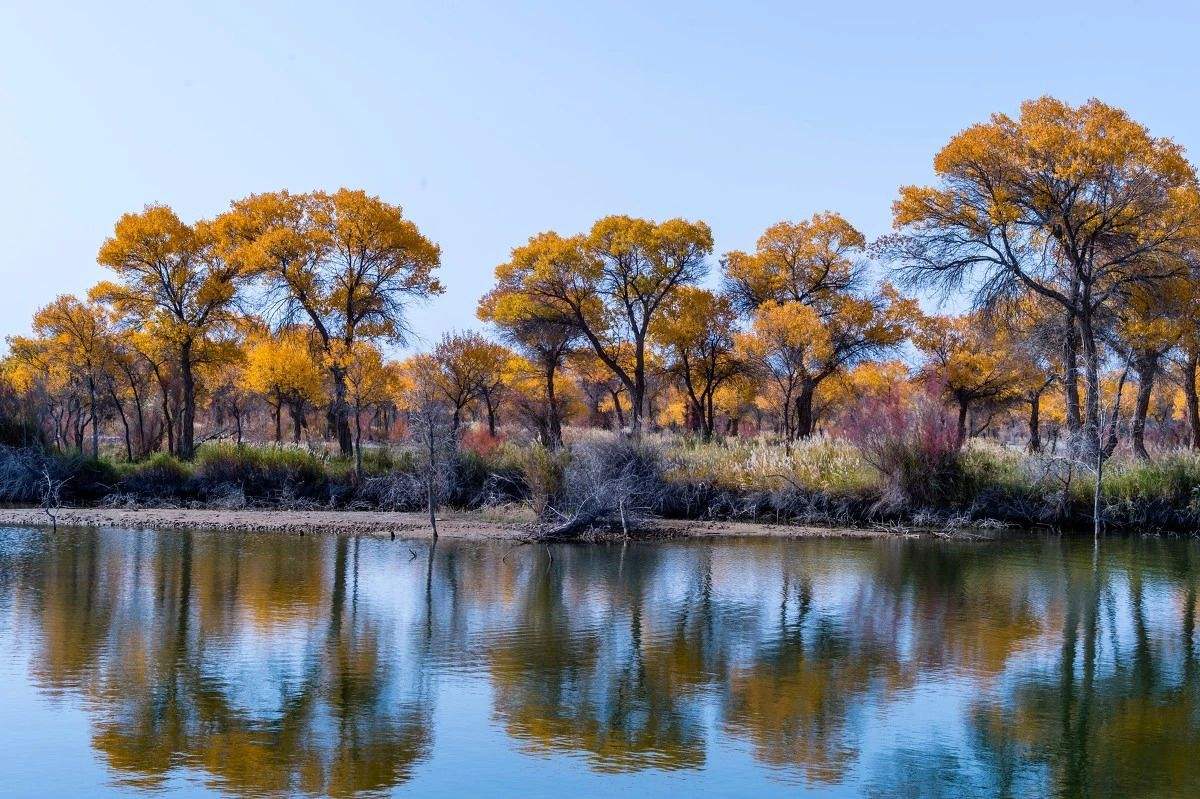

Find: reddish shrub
839;380;962;509
459;426;505;458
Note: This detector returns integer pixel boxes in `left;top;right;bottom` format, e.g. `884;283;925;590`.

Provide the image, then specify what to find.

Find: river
0;527;1196;797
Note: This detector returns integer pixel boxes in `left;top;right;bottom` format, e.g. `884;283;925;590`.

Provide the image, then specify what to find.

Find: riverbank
9;437;1186;536
0;506;927;540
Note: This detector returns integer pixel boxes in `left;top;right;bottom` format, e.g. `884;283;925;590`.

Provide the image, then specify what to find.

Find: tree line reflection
5;530;1200;797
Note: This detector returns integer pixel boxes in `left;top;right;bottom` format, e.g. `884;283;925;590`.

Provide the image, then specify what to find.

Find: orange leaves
725;211;865;307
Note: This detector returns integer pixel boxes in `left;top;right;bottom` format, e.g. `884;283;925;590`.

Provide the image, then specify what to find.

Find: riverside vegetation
4;429;1200;535
6;96;1200;537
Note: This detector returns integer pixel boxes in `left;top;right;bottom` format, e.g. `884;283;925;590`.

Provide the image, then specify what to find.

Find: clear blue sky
2;1;1198;350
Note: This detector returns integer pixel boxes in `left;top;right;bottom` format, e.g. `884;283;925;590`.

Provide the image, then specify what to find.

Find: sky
2;0;1199;352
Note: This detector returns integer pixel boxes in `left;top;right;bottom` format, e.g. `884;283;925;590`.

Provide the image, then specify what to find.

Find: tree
726;213;916;437
1118;283;1186;459
913;312;1029;447
5;335;77;450
244;328;326;443
478;260;579;447
395;355;456;541
208;357;251;447
882;96;1198;464
427;331;501;433
30;296;115;458
106;329;157;459
501;353;580;445
487;217;712;436
342;341;393;476
725;212;866;309
220;189;442;456
738;301;830;439
94;204;246;459
570;348;632;431
991;295;1062;453
651;287;742;441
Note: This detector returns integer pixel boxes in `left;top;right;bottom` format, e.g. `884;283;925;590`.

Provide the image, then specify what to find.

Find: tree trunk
485;395;497;437
610;390;625;430
1078;311;1103;461
794;380;816;439
161;387;174;456
1131;351;1158;461
1186;351;1200;450
273;401;282;443
546;363;562;449
110;386;132;461
178;340;197;460
956;397;970;449
88;376;100;459
130;384;146;457
330;366;354;456
1063;318;1082;437
700;386;710;439
290;403;303;443
354;406;363;479
631;346;646;438
1028;395;1042;453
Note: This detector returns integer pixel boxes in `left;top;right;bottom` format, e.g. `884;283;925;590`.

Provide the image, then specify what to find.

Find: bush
842;383;963;510
118;453;193;500
352;472;426;511
542;438;668;537
0;445;118;503
519;443;568;519
193;443;338;504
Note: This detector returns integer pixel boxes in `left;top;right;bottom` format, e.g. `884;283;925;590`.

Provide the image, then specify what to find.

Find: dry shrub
542;438;667;537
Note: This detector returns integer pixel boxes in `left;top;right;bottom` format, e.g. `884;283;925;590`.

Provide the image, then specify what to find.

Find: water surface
1;527;1198;797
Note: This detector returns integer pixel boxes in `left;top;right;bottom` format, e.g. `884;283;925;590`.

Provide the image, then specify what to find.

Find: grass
666;434;877;494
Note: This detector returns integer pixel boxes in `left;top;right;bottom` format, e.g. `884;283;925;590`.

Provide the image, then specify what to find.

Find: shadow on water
2;528;1200;797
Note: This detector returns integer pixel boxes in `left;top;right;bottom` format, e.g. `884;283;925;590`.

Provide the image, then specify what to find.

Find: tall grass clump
192;443;334;503
519;443;569;519
669;434;875;494
118;452;193;500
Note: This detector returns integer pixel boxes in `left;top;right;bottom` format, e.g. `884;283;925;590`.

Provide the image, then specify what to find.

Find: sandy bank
0;507;918;540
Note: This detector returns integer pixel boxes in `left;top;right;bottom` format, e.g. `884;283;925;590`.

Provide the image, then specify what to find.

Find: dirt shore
0;506;915;540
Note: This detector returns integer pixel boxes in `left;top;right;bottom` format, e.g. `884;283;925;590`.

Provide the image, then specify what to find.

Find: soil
0;506;947;540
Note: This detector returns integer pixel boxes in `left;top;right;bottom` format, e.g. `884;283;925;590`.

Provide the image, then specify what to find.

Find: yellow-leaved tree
341;341;394;476
486;217;712;436
650;287;742;441
914;312;1031;447
29;295;116;457
478;236;581;447
244;328;326;443
218;189;442;456
882;96;1198;464
726;212;916;437
94;204;247;459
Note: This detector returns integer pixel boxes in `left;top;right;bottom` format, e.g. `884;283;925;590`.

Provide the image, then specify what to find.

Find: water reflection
2;529;1200;797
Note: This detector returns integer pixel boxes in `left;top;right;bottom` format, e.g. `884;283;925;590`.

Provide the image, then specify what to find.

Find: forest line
4;96;1200;535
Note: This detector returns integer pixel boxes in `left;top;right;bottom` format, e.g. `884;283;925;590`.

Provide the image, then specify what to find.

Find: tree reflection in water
4;530;1200;797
